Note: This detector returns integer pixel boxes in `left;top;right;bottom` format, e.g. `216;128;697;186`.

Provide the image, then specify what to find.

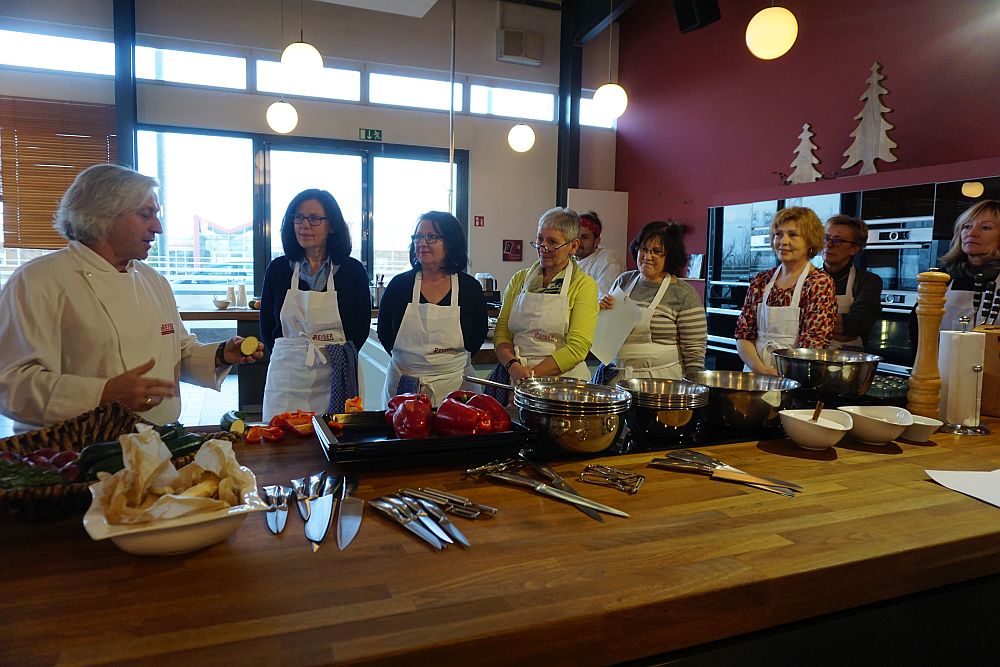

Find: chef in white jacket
575;210;624;297
0;164;263;431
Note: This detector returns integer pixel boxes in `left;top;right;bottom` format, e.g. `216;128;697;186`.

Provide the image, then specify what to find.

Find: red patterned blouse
733;267;837;348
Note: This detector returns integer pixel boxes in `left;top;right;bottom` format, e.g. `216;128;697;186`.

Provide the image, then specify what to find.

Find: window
579;97;615;129
136;130;254;311
136;46;246;89
469;84;554;121
369;72;463;111
0;29;113;76
256;60;361;101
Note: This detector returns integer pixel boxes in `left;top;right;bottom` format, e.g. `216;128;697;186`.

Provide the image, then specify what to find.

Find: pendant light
961;181;985;198
593;0;628;121
745;5;798;60
507;0;536;152
281;0;323;72
266;99;298;134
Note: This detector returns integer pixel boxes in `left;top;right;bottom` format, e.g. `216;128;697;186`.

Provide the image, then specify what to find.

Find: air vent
496;28;542;66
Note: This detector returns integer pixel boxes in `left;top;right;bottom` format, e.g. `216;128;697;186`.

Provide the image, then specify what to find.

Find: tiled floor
0;376;242;438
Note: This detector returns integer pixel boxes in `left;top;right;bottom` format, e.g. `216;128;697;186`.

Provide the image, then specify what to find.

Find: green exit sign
359;128;383;141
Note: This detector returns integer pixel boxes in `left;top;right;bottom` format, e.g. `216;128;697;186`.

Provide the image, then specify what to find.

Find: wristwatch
215;342;230;366
505;358;520;371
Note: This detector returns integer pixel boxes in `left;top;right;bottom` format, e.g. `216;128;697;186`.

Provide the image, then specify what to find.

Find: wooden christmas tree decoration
842;61;898;175
788;123;822;184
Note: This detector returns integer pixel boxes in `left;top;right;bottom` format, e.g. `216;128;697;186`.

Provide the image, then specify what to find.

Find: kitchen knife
649;459;795;497
518;454;603;523
486;472;630;518
369;499;444;550
335;476;364;551
291;472;325;522
667;450;803;491
973;273;985;328
304;475;342;550
262;484;291;535
313;415;339;462
415;497;470;548
386;495;453;544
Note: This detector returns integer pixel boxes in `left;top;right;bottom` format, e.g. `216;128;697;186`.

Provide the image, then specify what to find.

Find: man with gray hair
0;163;263;430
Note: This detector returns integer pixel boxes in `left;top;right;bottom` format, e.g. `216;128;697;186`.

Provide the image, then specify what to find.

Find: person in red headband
575;210;623;296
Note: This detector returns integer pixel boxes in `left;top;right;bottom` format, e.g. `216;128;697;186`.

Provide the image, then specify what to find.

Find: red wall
615;0;1000;258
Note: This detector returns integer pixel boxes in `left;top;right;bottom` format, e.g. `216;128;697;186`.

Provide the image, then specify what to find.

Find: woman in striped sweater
594;221;707;383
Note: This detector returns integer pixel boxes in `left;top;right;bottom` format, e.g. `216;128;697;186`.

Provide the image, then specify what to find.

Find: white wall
0;0;619;286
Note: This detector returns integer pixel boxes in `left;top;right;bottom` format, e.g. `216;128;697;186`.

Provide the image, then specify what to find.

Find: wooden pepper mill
906;269;951;418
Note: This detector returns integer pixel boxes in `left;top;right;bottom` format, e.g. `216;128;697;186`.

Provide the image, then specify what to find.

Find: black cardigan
259;256;372;352
376;268;488;355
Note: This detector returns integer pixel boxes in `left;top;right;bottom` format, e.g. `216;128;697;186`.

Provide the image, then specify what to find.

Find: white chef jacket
576;246;624;297
0;241;228;430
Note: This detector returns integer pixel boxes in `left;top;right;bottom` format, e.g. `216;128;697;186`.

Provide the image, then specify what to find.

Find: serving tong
578;465;645;495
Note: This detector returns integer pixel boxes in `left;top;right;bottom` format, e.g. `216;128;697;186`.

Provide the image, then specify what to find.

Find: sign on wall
359;128;383;141
502;239;522;262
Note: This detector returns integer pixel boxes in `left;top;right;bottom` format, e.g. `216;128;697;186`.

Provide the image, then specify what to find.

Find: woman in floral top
734;207;837;375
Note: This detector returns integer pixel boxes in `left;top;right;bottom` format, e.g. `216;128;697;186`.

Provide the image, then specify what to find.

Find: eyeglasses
411;233;443;245
823;235;856;248
293;214;329;226
638;246;666;257
529;239;573;253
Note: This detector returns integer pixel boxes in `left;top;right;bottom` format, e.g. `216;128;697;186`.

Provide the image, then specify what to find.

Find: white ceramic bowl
839;405;914;445
83;485;267;556
212;299;231;310
901;414;943;442
779;409;853;450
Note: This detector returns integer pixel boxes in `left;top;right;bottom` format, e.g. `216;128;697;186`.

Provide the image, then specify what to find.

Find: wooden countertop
4;423;1000;665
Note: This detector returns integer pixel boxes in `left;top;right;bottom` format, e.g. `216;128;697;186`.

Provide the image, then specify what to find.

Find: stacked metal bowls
514;377;631;454
772;348;881;399
684;370;800;429
617;378;710;447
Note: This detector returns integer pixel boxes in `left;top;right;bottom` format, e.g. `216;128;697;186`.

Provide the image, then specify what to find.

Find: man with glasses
821;214;882;350
575;211;624;296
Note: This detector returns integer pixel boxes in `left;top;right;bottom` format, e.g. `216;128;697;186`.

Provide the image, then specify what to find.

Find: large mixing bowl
617;378;709;448
772;348;881;398
684;370;800;428
514;380;631;454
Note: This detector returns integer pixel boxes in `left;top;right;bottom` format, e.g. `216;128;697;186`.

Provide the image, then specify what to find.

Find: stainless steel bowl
616;378;709;409
513;380;631;454
515;377;631;411
517;409;626;454
772;348;881;398
684;370;800;428
616;378;709;446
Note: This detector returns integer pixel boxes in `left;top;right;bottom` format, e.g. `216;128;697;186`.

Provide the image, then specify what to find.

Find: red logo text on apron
160;323;175;335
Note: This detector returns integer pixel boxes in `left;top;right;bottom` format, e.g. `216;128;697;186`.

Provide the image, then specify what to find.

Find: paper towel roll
938;331;985;426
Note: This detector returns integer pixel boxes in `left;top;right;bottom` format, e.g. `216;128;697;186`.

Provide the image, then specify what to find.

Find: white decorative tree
788;123;822;184
842;61;898;175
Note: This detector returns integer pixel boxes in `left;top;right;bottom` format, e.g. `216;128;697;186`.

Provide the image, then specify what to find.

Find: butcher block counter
3;423;1000;665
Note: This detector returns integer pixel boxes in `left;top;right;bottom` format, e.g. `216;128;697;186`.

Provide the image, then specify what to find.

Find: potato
239;336;259;356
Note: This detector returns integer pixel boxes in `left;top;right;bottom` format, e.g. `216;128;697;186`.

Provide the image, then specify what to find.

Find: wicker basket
0;403;149;521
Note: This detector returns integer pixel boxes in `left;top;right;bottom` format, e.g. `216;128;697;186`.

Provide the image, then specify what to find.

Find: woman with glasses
821;215;882;350
487;207;599;403
377;211;488;406
734;207;837;375
593;221;707;383
260;189;371;419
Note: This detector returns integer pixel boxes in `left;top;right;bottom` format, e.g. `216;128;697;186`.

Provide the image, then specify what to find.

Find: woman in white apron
734;207;838;374
487;207;599;404
594;221;707;384
938;200;1000;331
260;189;372;419
378;212;488;407
821;215;883;351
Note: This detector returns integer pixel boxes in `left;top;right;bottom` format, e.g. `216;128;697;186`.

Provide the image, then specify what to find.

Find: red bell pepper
260;425;286;442
344;396;364;413
444;391;512;433
270;410;316;436
433;398;492;436
391;398;433;439
327;420;345;436
245;426;262;444
386;393;431;424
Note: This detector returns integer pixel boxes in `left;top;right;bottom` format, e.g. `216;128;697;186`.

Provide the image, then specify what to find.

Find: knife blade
415;497;470;548
291;472;325;522
386;495;453;544
262;484;291;534
667;450;803;491
369;499;444;550
519;454;603;523
335;476;364;551
486;471;630;518
304;475;342;549
649;459;795;497
313;415;339;462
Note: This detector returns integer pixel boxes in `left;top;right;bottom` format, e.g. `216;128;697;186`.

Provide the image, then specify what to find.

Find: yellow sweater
493;258;599;372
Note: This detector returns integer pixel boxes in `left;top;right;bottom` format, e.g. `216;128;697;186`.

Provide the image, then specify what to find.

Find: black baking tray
318;411;536;471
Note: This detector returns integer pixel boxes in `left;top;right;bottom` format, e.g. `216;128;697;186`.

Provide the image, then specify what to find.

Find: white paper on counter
591;292;642;365
926;468;1000;509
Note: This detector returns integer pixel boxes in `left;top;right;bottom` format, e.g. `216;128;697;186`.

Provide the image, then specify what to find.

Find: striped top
612;271;708;376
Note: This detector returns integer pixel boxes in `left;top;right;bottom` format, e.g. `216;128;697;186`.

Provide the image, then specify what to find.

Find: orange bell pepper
344;396;364;413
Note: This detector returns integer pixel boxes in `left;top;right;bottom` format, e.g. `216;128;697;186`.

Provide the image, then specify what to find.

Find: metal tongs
650;449;801;497
578;465;645;495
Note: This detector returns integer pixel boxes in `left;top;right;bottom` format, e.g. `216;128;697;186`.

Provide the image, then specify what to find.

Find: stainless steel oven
862;217;934;292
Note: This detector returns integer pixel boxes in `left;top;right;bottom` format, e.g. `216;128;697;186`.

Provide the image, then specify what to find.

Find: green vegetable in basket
0;459;65;489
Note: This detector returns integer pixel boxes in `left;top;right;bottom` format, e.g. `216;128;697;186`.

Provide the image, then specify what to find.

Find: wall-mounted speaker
673;0;721;33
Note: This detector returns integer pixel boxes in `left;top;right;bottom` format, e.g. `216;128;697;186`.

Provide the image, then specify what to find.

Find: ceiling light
961;181;985;198
592;0;628;120
281;0;323;71
507;123;535;152
266;100;298;134
745;6;798;60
